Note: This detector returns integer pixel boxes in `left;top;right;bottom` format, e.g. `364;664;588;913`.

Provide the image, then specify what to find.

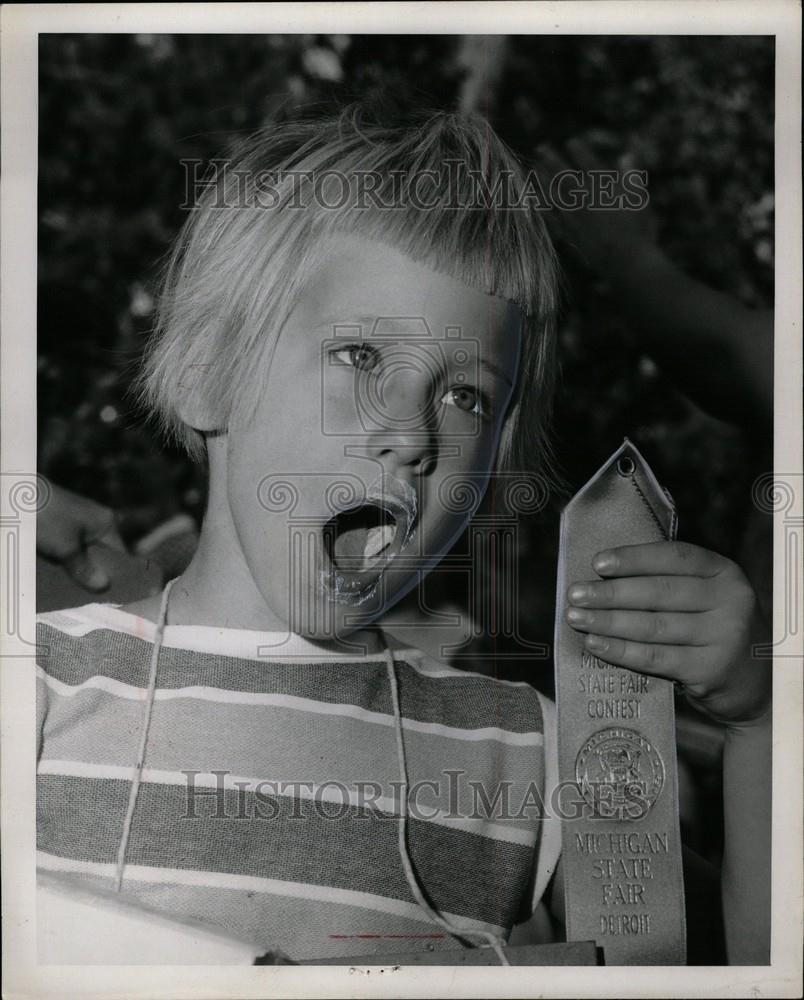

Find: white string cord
114;578;178;892
380;638;510;966
109;586;508;964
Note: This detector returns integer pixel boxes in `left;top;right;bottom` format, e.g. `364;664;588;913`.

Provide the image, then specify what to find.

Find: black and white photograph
1;3;801;998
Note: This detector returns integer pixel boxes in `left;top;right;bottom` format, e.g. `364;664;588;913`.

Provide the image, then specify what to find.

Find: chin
284;573;406;643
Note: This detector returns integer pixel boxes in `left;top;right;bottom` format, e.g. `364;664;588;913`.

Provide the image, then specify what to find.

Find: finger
82;506;121;546
566;607;708;646
582;633;695;680
567;575;715;612
36;530;81;562
97;524;126;553
591;541;730;579
63;548;110;592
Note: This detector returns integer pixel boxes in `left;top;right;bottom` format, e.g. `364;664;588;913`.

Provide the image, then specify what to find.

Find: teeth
362;523;395;562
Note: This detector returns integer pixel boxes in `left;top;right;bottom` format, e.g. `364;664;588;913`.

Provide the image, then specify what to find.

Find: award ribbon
554;439;686;964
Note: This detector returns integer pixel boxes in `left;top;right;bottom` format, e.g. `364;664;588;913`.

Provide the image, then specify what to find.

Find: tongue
332;522;395;572
363;522;395;561
332;525;367;571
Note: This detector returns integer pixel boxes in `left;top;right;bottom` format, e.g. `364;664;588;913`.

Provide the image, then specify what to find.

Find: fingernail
586;635;607;652
566;607;589;624
593;551;617;574
568;585;589;603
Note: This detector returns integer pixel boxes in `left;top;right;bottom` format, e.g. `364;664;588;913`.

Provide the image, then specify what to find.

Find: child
36;103;771;965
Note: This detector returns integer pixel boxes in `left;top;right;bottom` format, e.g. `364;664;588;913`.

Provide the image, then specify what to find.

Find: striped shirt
36;603;560;960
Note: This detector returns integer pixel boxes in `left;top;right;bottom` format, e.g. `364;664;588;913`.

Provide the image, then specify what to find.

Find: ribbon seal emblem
575;727;665;821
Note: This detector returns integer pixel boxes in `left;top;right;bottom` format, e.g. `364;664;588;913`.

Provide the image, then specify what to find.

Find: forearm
721;714;772;963
603;245;773;429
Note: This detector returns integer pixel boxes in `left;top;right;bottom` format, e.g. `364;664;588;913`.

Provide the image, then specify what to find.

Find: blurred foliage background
38;34;774;685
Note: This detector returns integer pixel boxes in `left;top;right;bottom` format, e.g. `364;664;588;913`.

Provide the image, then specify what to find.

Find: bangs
135;101;560;493
220;104;556;318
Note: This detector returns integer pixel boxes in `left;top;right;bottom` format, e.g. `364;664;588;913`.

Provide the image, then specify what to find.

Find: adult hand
37;479;126;592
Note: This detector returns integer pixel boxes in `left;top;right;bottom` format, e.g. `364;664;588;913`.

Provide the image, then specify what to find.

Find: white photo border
2;3;801;998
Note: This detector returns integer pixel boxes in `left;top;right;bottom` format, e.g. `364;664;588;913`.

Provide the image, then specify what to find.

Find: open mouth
319;480;418;605
323;503;401;580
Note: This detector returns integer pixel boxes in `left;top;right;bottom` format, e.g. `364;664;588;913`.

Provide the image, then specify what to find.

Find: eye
441;385;491;419
330;343;380;372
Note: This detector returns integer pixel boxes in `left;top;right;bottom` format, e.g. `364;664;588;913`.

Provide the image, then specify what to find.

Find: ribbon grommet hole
617;456;635;477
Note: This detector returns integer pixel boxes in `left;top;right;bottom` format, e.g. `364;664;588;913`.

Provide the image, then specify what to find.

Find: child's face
226;234;522;639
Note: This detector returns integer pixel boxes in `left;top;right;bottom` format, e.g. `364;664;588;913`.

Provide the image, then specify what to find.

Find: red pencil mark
328;933;444;940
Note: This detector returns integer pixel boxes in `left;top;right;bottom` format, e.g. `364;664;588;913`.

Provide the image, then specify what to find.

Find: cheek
425;455;489;546
227;430;287;564
448;422;500;483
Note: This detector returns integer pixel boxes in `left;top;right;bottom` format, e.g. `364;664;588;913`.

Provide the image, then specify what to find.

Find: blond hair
135;101;560;489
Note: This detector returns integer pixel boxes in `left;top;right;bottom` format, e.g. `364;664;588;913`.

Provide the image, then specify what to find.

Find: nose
364;367;437;473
